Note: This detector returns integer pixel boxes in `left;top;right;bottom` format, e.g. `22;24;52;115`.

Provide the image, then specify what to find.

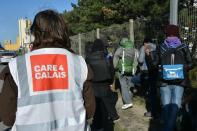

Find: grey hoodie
138;43;156;71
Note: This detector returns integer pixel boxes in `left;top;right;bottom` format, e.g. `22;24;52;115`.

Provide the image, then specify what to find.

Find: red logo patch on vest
30;54;68;92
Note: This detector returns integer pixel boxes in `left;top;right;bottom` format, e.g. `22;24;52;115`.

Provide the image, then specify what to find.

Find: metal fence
70;22;131;56
134;19;165;48
179;6;197;59
70;30;97;56
70;6;197;58
70;19;164;57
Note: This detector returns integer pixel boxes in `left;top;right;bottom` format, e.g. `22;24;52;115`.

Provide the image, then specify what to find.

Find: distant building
18;18;32;48
4;37;20;51
3;18;32;51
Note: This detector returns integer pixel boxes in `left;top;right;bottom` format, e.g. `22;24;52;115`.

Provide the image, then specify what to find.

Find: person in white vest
0;9;95;131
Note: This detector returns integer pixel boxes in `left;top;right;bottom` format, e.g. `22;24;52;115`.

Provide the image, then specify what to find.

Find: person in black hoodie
86;39;119;131
139;37;159;119
145;25;193;131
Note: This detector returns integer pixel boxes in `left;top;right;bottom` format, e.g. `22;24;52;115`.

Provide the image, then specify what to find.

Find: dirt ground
115;94;161;131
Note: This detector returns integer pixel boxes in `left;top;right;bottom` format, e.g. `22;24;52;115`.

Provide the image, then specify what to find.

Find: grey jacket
138;43;156;71
113;47;138;75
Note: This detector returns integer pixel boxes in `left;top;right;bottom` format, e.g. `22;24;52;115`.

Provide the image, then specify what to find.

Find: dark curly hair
30;9;71;50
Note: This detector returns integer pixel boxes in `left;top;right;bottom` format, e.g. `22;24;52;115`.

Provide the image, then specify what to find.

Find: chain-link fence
179;6;197;59
99;22;130;53
70;22;131;57
70;9;197;58
134;19;165;48
70;30;97;56
70;19;165;57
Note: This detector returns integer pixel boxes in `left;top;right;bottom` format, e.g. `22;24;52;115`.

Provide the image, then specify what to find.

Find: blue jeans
160;85;184;131
160;85;184;108
131;73;141;87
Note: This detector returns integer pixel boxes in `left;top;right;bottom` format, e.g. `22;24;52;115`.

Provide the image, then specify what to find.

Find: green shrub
114;123;128;131
189;67;197;88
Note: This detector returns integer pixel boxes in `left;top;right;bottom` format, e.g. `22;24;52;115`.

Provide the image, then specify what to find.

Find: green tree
63;0;170;35
63;0;106;34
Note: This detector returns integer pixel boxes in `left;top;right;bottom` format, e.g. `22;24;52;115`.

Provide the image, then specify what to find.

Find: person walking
138;37;158;118
147;24;193;131
0;10;95;131
113;37;138;110
86;39;119;131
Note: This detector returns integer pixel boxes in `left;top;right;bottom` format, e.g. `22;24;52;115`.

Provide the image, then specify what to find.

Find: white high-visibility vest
8;48;90;131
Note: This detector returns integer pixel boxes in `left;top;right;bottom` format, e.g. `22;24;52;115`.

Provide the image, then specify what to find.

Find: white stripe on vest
9;48;89;131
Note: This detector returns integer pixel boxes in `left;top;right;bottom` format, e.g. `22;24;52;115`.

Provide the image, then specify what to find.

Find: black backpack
160;44;188;65
86;51;113;82
159;44;188;82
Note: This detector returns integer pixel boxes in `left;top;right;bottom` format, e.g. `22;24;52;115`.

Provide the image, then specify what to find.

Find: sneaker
121;103;133;110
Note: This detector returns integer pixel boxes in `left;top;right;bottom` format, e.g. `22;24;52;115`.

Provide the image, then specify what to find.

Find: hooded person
146;24;193;131
138;38;157;72
138;37;158;118
86;39;119;131
113;37;138;110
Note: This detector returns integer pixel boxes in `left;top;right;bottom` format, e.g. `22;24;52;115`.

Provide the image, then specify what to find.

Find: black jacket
86;51;114;83
86;51;115;97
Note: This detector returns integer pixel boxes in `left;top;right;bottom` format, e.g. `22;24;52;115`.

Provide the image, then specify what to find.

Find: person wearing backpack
146;25;193;131
86;39;119;131
113;37;138;110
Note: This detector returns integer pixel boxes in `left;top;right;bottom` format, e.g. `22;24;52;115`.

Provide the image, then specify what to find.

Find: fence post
96;28;100;39
78;33;82;55
129;19;134;42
